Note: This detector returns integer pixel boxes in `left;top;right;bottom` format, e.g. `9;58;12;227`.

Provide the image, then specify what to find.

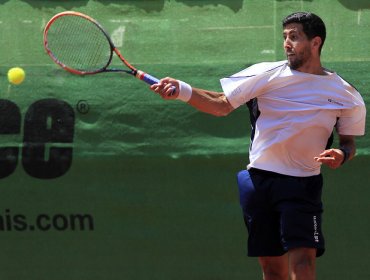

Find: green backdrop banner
0;1;369;279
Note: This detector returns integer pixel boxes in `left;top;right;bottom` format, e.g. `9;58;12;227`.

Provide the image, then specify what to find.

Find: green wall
0;0;369;279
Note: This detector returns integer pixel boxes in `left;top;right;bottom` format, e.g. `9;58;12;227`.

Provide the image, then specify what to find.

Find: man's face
283;23;313;70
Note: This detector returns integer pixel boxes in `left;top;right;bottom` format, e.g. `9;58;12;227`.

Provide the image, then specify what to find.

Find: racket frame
44;11;136;76
43;11;167;87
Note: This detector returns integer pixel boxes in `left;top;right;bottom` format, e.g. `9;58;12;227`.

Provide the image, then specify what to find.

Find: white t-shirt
220;61;366;176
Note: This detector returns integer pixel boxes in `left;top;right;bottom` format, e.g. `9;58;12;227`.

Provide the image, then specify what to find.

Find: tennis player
151;12;366;280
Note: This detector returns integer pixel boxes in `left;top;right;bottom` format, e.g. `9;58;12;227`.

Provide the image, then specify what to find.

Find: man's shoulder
231;61;288;78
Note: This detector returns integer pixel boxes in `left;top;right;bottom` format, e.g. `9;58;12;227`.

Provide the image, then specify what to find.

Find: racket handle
136;70;176;95
136;70;159;85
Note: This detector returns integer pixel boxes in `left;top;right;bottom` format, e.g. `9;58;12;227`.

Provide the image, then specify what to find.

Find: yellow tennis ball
7;67;26;85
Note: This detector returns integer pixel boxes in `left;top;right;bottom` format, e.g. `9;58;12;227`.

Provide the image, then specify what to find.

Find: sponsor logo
328;98;344;106
230;87;241;97
0;99;75;179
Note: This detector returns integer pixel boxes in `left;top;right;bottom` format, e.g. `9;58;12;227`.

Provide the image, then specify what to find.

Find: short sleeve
220;61;287;109
337;105;366;135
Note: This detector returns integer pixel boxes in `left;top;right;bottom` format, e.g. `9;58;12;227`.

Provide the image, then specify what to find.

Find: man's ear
312;36;322;52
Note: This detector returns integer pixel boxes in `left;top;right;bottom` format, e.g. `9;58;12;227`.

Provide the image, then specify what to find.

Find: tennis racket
43;11;173;91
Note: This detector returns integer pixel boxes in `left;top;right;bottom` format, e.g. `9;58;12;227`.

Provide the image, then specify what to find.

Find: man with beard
151;12;366;280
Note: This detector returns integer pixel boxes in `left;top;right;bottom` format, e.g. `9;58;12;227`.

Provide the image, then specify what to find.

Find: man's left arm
314;135;356;169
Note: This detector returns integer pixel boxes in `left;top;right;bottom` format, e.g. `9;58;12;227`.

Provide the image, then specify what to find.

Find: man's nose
284;38;292;50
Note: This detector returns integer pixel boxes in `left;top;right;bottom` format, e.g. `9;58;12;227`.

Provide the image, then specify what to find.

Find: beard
287;47;312;70
288;55;304;70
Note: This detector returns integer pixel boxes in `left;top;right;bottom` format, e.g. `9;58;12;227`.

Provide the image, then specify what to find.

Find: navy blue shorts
237;168;325;257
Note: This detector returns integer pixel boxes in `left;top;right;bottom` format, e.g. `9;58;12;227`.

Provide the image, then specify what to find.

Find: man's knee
258;256;289;280
289;248;316;279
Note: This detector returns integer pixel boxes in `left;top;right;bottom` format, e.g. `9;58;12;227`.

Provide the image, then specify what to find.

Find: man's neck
295;60;326;75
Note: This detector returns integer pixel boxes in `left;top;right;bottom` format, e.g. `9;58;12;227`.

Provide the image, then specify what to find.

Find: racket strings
46;15;112;72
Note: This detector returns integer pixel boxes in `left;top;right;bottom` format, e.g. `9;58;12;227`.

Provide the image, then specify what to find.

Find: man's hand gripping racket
43;11;176;96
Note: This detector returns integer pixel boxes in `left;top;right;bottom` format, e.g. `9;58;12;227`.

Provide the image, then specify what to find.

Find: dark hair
282;12;326;53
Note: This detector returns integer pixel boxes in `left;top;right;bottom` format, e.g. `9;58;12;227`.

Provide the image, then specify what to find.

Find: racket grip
136;70;159;85
136;70;176;95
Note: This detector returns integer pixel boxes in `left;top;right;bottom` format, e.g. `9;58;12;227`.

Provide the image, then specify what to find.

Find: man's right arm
187;87;234;116
150;77;235;117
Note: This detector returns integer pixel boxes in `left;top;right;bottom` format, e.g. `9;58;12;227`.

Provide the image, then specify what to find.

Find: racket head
44;11;116;75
